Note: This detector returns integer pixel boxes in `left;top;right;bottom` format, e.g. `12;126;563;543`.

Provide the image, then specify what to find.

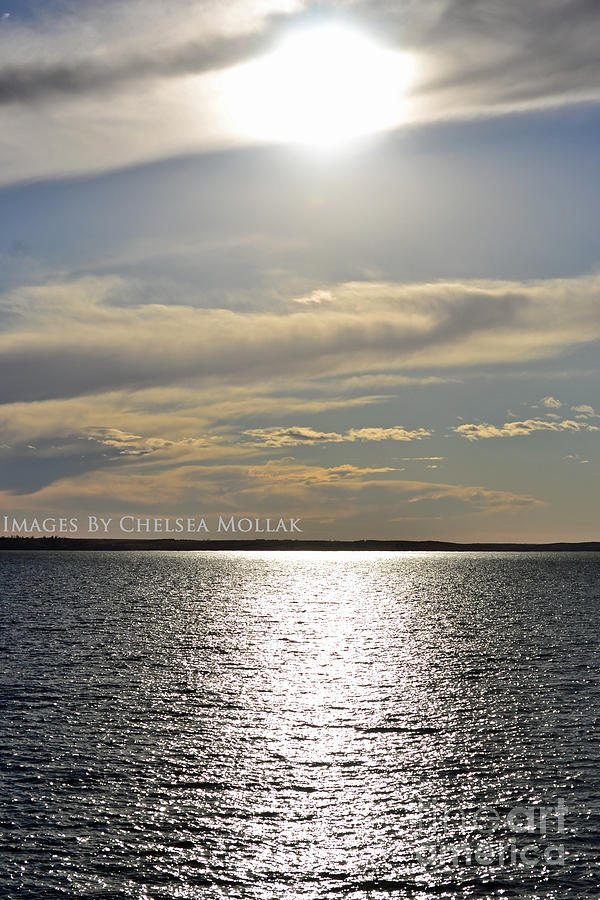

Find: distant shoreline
0;537;599;552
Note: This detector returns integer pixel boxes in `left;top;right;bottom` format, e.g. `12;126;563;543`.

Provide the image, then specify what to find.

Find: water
0;550;598;899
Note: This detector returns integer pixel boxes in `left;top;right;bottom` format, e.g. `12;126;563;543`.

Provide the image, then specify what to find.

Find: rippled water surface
1;550;599;899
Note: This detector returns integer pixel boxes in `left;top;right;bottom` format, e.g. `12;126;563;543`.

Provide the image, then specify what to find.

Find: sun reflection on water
1;550;597;897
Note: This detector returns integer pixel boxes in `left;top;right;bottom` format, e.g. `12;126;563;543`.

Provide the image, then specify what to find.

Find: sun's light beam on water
223;23;415;148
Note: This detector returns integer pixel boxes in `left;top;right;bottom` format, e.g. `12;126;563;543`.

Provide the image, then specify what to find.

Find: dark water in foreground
0;550;598;899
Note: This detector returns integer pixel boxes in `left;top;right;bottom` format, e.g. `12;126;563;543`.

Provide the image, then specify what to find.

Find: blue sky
0;0;599;540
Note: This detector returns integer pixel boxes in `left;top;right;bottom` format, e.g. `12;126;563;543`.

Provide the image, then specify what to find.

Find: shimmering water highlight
1;551;598;898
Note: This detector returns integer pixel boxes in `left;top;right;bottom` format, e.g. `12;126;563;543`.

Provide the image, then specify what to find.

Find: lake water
0;551;598;898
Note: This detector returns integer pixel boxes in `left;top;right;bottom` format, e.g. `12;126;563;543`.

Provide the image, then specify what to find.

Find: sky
0;0;599;541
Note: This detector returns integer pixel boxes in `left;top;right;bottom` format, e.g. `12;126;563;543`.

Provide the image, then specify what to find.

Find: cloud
455;418;600;440
0;0;299;182
85;426;210;457
244;425;432;446
348;427;431;442
364;0;600;110
292;290;334;305
244;426;343;445
541;396;562;408
0;15;291;107
0;382;394;463
571;404;597;418
0;451;542;520
395;457;445;461
564;454;590;464
1;273;600;405
2;0;600;182
0;419;243;494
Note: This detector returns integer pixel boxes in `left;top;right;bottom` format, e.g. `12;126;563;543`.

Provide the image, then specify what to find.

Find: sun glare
225;24;414;148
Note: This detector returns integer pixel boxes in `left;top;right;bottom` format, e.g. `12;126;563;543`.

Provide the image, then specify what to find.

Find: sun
224;24;414;148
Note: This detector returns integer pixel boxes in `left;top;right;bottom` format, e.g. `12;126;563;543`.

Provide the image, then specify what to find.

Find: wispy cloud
0;455;542;518
2;0;600;182
367;0;600;111
0;10;297;107
2;274;600;404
